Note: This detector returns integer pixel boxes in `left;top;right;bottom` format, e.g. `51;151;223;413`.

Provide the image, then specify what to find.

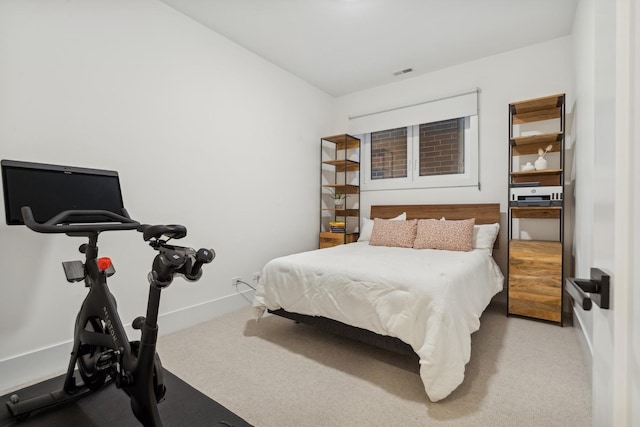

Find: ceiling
160;0;579;97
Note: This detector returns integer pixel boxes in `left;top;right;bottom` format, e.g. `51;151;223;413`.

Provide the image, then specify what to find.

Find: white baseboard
159;289;254;335
0;344;71;397
0;290;254;395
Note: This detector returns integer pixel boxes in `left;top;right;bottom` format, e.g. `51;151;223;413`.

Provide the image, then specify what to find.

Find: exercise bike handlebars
21;206;215;285
21;206;140;233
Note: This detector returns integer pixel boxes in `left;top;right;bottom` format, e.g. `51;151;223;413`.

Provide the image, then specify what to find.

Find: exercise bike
5;206;215;426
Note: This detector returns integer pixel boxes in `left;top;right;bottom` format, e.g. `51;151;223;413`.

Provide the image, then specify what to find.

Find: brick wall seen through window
371;127;407;180
419;118;464;176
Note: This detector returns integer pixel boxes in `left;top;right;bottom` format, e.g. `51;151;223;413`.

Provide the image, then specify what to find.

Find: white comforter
252;242;504;401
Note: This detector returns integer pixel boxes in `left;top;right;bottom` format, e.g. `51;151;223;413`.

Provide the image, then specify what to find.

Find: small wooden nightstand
319;232;358;249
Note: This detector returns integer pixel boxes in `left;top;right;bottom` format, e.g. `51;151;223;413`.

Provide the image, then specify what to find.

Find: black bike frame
5;207;213;426
63;231;164;426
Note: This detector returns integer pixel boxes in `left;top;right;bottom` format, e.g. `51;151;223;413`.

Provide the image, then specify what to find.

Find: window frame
361;115;478;191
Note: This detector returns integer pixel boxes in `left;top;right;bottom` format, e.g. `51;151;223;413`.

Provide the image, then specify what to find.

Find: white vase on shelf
534;156;548;171
521;162;535;172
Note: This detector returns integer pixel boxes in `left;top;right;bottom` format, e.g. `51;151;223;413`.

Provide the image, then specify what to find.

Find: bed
252;204;504;402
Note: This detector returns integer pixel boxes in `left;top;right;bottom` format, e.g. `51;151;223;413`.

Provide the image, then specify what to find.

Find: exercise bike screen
1;160;126;225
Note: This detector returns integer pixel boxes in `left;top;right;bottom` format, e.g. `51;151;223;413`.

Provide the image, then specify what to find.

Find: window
360;115;477;190
349;90;479;191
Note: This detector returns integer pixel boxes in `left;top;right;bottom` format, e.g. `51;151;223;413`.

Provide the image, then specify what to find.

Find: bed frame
269;203;501;356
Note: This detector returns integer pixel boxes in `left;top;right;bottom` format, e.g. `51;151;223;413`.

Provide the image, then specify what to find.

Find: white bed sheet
252;242;504;401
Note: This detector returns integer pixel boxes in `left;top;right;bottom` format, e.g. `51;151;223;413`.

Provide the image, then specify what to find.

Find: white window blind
348;89;478;135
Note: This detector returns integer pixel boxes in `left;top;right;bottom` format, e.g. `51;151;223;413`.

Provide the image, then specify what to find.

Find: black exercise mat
0;370;252;427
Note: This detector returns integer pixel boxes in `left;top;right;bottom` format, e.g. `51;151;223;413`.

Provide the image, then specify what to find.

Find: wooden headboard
370;203;500;224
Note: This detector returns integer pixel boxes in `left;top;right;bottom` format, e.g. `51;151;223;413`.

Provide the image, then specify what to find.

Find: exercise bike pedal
96;349;119;372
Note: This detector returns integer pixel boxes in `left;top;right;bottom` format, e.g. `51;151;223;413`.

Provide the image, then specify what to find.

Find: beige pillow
369;219;417;248
414;218;475;251
358;212;406;242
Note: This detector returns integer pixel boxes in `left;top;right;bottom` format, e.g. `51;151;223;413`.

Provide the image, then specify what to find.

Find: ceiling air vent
393;68;413;76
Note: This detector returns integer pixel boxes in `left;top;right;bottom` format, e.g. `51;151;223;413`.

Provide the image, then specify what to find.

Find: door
577;0;638;425
590;1;616;424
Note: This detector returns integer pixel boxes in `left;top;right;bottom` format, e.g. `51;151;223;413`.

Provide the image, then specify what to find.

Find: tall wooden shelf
507;94;565;325
320;134;360;249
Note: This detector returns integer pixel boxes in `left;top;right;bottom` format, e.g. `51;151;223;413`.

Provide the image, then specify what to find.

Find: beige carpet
156;301;591;427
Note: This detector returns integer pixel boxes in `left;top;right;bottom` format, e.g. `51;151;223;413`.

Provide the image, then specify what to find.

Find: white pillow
358;212;406;242
473;223;500;250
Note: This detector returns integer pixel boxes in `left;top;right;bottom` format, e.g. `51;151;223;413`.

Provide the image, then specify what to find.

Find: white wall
0;0;333;392
334;37;575;273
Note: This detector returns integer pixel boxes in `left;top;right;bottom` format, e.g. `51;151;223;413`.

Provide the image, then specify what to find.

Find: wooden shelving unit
320;134;360;249
507;94;565;325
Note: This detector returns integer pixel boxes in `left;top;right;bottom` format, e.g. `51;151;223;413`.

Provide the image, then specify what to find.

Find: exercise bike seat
138;224;187;241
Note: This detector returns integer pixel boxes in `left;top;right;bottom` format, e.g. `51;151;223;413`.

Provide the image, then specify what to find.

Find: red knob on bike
97;257;112;271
